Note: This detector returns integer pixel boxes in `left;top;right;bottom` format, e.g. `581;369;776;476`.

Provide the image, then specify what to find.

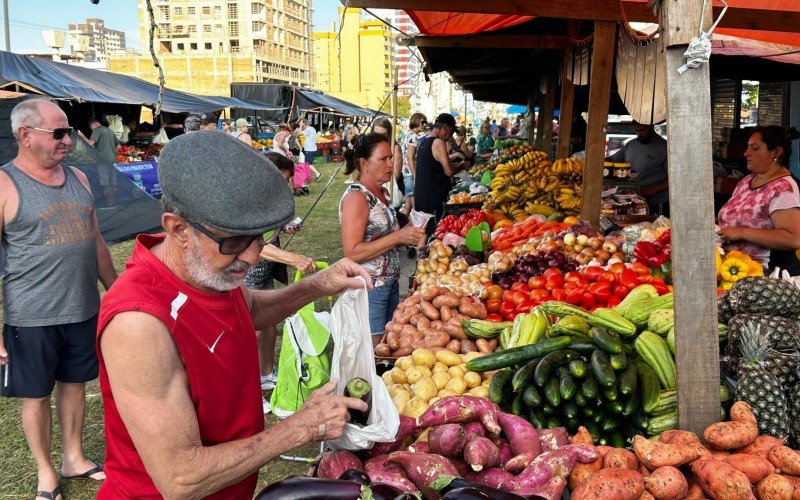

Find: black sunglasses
186;219;265;255
26;126;73;140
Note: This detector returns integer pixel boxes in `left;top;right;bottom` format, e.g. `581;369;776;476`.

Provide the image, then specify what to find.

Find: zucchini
511;357;541;391
590;327;623;354
541;301;591;320
618;363;638;396
602;382;619;401
634;332;677;390
647;389;677;415
568;359;588;378
466;336;572;372
590;350;616;387
562;399;578;419
624;293;674;327
581;375;599;400
557;366;577;400
622;390;641;416
647;411;678;435
511;392;524;416
488;368;513;405
606;399;624;415
610;352;628;371
636;360;661;413
522;385;542;408
573;391;587;407
544;378;561;407
588;307;637;337
534;349;578;386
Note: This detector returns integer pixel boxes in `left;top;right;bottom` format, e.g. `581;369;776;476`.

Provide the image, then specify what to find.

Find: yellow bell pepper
725;250;750;261
715;250;723;275
720;280;735;290
720;258;749;282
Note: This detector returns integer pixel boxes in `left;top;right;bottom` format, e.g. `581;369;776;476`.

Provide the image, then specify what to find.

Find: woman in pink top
717;126;800;273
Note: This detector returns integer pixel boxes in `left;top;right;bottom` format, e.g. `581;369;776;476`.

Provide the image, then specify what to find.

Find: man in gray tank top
0;99;117;500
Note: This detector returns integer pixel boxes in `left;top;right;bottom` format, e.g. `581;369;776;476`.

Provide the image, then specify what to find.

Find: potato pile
374;286;490;358
381;348;494;418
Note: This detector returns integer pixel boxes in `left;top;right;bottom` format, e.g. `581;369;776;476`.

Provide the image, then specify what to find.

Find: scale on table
465;221;492;252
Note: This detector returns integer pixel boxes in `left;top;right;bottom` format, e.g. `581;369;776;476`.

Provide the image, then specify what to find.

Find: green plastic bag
270;263;332;419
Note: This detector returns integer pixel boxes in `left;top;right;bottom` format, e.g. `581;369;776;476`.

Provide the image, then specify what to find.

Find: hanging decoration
615;26;667;124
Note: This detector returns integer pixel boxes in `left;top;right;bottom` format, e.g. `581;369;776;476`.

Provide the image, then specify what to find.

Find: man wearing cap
414;113;468;234
184;113;218;133
96;131;370;499
232;118;252;144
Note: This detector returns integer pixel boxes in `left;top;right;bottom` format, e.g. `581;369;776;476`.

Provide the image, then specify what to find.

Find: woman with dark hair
718;125;800;274
339;134;426;344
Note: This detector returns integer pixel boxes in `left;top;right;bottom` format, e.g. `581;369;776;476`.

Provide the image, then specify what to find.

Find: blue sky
0;0;341;53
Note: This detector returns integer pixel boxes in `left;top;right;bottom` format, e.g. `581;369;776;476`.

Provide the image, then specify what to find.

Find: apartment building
109;0;313;97
379;10;420;98
313;7;394;111
67;18;126;63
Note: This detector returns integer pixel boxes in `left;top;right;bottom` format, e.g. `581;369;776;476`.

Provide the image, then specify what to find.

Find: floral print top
717;173;800;266
339;183;400;279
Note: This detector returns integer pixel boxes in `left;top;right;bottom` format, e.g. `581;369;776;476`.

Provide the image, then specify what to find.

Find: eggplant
338;468;370;486
431;475;526;500
391;494;419;500
344;377;372;426
369;482;404;500
441;487;492;500
254;476;366;500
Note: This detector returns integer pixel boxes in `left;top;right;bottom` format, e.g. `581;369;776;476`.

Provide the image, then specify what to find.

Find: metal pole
3;0;10;52
391;67;398;204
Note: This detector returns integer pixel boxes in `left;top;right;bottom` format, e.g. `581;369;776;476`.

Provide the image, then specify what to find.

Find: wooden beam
557;22;579;158
535;66;558;155
400;34;571;49
663;0;721;436
580;21;615;226
349;0;800;33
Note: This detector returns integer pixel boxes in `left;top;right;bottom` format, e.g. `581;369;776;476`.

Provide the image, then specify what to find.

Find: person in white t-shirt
299;119;322;181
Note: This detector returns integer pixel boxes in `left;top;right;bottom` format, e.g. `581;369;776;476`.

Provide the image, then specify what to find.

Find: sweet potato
685;482;709;499
634;435;703;469
783;475;800;500
415;396;502;435
722;453;775;483
497;413;540;457
524;448;578;480
691;458;755;500
386;451;460;499
643;466;688;500
498;460;554;494
730;401;758;424
562;444;600;464
640;492;657;500
464;436;501;472
605;448;640;470
448;457;470;477
392;346;414;357
496;439;513;468
317;451;362;479
465;468;516;490
572;426;595;446
504;452;536;473
738;436;784;458
756;473;794;500
570;468;645;500
538;427;570;452
767;446;800;475
429;424;467;458
463;421;487;442
408;441;430;454
515;475;567;499
704;403;759;450
386;330;400;350
375;343;391;357
366;415;417;458
660;430;710;460
568;439;604;491
364;454;403;475
367;469;421;494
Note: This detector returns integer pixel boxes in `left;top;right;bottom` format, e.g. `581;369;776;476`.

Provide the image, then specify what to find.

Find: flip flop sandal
36;486;61;500
62;463;104;481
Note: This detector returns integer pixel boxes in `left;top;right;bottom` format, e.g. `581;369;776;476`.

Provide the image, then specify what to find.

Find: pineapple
728;314;800;353
728;277;800;318
718;291;735;324
736;322;790;440
790;384;800;448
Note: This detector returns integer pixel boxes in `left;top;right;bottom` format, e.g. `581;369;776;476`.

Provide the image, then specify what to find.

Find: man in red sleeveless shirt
96;131;370;499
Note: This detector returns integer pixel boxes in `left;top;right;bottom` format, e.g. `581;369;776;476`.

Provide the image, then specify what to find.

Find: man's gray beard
184;238;251;292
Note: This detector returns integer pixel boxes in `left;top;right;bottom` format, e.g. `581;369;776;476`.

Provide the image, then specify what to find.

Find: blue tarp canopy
0;50;284;113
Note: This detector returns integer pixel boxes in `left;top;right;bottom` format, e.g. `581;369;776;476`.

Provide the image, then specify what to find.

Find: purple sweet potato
317;450;362;479
415;396;502;435
367;469;421;494
367;415;418;458
387;451;460;499
408;441;431;454
561;444;600;464
518;475;567;500
538;427;569;452
523;449;577;481
500;460;554;493
364;454;403;476
429;424;467;458
464;436;501;472
464;421;487;442
448;458;471;477
504;451;537;473
466;468;517;490
498;413;540;457
496;439;514;467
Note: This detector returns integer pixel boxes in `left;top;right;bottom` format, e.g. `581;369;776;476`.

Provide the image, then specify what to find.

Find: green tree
397;96;411;119
742;81;759;111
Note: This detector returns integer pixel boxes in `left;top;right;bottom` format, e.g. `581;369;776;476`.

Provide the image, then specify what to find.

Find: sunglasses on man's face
25;126;73;141
186;219;265;255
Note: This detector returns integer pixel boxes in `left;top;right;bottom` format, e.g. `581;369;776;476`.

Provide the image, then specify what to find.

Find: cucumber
603;382;619;401
534;349;579;387
566;333;594;344
542;404;557;415
636;360;661;413
591;350;616;387
622;390;641;417
573;391;587;407
527;407;545;428
569;341;598;354
581;375;599;399
511;392;524;416
522;385;542;408
488;368;513;405
557;366;577;400
618;363;638;396
606;399;624;415
610;352;627;371
544;415;562;430
564;415;579;433
594;410;605;423
590;327;623;354
544;378;561;407
581;405;596;419
584;421;601;441
609;431;626;448
601;416;620;432
631;411;649;430
466;336;572;372
568;359;587;378
511;357;541;392
562;400;578;419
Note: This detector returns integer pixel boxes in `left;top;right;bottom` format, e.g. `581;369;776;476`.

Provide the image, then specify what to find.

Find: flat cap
158;130;295;235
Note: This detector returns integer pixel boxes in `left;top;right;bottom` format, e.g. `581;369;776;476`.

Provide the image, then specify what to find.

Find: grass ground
0;162;357;499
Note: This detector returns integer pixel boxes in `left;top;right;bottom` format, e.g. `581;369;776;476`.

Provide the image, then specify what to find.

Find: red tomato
630;261;651;276
506;311;520;321
598;272;617;283
651;276;665;284
575;278;591;289
566;288;585;305
613;283;630;299
619;269;640;289
486;313;504;322
607;295;622;307
511;282;531;293
652;282;670;295
588;282;611;295
485;298;502;314
485;285;504;300
510;291;528;306
502;290;516;303
564;282;577;291
581;292;596;310
581;266;604;282
515;300;535;313
500;301;516;318
529;289;550;301
637;274;654;285
609;262;627;275
543;268;563;279
545;276;564;291
551;288;567;302
564;271;583;283
528;276;547;290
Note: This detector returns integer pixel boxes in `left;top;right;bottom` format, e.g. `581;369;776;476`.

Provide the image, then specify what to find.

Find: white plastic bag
151;127;170;145
327;276;399;451
409;209;434;228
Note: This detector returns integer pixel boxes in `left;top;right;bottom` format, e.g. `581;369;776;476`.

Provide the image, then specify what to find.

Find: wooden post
663;0;720;435
536;65;558;158
535;90;545;149
580;21;616;226
557;23;580;158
